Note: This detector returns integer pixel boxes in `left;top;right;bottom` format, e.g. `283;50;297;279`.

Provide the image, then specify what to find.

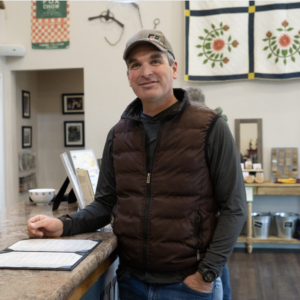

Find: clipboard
0;239;102;271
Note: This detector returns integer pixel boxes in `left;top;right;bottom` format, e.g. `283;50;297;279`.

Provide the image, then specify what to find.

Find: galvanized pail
252;212;271;239
273;213;300;239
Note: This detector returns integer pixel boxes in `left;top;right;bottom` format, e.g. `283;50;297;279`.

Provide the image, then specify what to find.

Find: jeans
118;271;216;300
220;264;231;300
213;277;223;300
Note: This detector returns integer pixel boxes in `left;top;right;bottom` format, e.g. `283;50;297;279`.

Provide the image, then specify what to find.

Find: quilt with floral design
185;1;300;81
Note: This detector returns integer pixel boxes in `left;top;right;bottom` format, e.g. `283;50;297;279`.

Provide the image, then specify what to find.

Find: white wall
0;70;5;209
15;71;38;203
1;1;300;217
0;9;5;42
0;8;6;209
36;69;84;190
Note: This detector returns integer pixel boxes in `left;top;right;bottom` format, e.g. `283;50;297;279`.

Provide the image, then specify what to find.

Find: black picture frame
22;126;32;149
62;93;84;114
22;90;31;118
64;121;85;147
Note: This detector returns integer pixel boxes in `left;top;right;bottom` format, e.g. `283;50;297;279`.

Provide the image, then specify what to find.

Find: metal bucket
273;213;300;239
252;212;271;239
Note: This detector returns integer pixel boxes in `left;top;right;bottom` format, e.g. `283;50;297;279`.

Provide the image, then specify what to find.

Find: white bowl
29;189;55;206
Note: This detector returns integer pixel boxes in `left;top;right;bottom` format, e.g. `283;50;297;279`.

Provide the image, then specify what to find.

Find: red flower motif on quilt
232;40;239;48
266;31;272;38
213;39;225;51
279;34;291;48
222;57;229;64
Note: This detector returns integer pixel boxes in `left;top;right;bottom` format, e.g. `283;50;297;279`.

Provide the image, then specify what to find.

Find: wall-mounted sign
31;1;70;50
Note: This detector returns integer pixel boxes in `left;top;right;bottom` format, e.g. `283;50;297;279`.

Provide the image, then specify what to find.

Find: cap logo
148;34;160;41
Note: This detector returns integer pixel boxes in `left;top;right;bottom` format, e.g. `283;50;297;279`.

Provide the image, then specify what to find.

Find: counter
0;201;118;300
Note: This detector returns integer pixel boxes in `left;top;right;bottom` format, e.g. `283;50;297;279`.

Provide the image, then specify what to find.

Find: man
27;29;247;300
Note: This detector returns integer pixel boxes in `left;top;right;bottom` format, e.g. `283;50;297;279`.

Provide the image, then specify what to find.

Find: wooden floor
228;249;300;300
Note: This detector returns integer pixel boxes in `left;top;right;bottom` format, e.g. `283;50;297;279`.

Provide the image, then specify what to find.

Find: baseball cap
123;29;175;61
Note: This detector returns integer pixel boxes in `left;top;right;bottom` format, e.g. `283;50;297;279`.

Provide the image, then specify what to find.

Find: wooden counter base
66;251;117;300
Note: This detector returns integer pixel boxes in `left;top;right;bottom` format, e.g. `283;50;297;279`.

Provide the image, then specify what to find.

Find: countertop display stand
238;182;300;253
52;177;77;211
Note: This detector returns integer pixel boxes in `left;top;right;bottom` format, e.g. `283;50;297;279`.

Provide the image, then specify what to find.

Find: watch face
204;270;217;282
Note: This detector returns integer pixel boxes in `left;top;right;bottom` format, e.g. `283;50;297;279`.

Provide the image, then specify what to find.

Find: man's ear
172;61;178;80
127;69;132;87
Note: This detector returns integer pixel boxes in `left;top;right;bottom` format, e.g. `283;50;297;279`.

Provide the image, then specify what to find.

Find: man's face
126;43;178;104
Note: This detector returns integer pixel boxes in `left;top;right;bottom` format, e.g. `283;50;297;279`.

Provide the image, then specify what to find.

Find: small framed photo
62;93;84;114
22;126;32;148
22;90;31;118
64;121;85;147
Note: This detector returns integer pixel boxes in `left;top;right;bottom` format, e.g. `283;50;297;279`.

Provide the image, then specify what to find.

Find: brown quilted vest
113;90;220;272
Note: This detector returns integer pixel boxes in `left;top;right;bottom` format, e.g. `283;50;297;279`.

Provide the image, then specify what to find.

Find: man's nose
141;64;153;78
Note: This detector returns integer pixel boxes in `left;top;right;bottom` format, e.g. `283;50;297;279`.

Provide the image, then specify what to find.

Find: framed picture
22;90;31;118
22;126;32;148
62;93;84;114
64;121;85;147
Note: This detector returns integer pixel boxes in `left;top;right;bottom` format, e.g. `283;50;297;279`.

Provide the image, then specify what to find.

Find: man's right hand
27;215;64;238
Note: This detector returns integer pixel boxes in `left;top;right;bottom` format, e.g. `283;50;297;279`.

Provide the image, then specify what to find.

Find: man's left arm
199;116;247;275
184;117;247;291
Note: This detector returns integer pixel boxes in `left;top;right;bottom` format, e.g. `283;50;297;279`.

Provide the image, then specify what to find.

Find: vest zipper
147;173;151;183
194;210;202;261
142;123;164;270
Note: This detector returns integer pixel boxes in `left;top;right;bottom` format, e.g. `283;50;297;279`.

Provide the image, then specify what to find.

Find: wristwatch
199;268;217;282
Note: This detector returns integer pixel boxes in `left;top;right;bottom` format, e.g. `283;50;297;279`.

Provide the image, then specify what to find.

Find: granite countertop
0;201;117;300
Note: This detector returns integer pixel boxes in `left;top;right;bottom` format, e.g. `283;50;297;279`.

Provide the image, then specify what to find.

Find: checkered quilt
185;1;300;81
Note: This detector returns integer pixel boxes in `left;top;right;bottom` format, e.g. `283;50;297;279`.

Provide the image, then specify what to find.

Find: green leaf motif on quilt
263;20;300;65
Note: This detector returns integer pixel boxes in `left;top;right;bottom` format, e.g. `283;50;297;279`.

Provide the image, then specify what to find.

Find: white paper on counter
0;252;81;268
8;239;98;252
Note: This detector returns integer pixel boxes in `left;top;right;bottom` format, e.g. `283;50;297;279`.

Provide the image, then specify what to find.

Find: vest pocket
193;210;202;260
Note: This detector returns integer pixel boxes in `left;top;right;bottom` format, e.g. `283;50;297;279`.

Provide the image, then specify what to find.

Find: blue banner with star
185;1;300;81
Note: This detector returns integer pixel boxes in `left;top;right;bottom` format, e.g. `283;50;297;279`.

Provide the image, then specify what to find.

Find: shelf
244;187;300;253
249;236;300;244
245;181;300;195
237;236;247;243
243;169;263;172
